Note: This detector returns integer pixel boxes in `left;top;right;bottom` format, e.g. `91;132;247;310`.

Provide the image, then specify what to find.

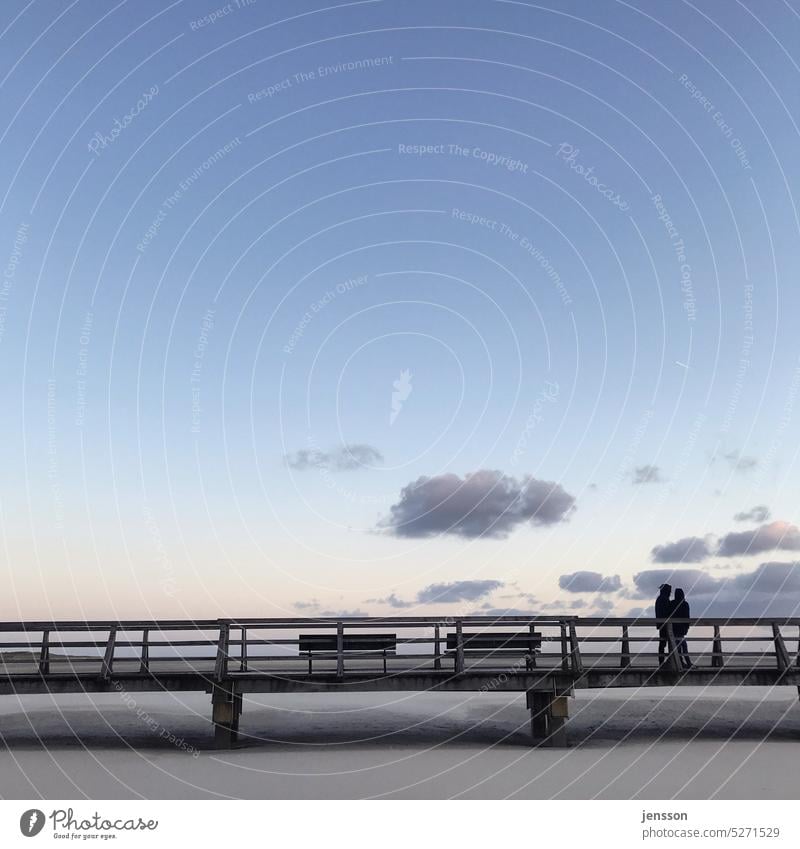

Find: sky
1;0;800;621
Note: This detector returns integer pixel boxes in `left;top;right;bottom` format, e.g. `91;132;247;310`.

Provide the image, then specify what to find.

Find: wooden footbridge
1;616;799;747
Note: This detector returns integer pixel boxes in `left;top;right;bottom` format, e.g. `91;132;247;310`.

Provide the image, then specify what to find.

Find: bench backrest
299;634;396;653
445;631;541;651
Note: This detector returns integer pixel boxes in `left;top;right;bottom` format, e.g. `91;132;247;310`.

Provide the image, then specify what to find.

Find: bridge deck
2;616;799;746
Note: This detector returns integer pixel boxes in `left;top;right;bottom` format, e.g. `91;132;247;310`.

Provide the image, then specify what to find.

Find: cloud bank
717;521;800;557
651;536;713;563
559;571;622;593
369;579;504;608
380;470;575;538
630;562;800;617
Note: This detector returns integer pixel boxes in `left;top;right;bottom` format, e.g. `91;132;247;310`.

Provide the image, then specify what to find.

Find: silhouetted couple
655;583;692;669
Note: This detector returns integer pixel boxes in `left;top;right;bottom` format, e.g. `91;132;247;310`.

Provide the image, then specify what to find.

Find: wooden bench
445;631;542;670
299;633;397;674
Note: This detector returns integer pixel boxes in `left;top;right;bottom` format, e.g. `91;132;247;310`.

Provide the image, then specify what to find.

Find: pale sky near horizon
1;0;800;621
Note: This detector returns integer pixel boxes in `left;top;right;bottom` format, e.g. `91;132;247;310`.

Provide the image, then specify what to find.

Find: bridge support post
526;689;569;747
712;626;724;668
211;685;242;748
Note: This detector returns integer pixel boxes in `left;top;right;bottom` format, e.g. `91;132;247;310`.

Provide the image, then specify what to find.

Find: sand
1;686;798;799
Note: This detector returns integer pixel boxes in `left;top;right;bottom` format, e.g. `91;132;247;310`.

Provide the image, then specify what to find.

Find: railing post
665;623;680;673
772;623;790;673
796;625;800;668
336;621;344;677
433;624;441;670
560;622;569;672
712;625;724;668
528;623;537;669
240;627;248;672
620;625;630;668
214;622;230;682
38;629;50;676
101;626;117;681
455;620;464;673
568;621;582;675
139;628;150;673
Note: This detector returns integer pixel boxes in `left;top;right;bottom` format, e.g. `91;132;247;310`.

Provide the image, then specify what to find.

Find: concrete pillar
528;691;550;740
212;686;242;748
526;690;570;747
548;696;569;748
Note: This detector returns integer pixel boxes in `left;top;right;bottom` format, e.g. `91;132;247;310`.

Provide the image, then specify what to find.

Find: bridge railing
1;617;798;679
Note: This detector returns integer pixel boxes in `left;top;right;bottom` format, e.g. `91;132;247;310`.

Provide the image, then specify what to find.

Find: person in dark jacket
655;583;672;666
671;588;692;668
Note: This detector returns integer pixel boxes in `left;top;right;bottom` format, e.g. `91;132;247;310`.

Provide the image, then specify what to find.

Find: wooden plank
299;634;396;652
444;632;542;651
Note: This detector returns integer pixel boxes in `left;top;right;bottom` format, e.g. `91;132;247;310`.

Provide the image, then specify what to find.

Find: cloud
293;600;320;611
416;579;504;603
721;449;758;472
630;568;723;598
630;562;800;617
380;470;575;538
286;443;383;471
733;505;771;523
477;607;537;617
537;597;612;613
320;608;367;617
559;571;622;593
651;535;713;563
499;592;538;605
717;521;800;557
364;592;414;609
368;579;504;608
632;464;663;484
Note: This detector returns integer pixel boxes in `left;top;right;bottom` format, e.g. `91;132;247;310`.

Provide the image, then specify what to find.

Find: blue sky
1;0;800;619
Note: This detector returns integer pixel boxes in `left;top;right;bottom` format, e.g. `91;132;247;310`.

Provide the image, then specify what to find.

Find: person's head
674;588;685;601
658;583;672;597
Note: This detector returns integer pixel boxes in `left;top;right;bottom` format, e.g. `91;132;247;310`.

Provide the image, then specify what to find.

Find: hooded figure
655;584;672;666
672;588;692;668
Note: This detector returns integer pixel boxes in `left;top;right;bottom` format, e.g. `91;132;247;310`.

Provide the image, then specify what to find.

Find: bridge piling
527;688;570;747
212;685;242;748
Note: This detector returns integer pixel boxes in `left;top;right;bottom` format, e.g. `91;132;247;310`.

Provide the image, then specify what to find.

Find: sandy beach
1;687;798;799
